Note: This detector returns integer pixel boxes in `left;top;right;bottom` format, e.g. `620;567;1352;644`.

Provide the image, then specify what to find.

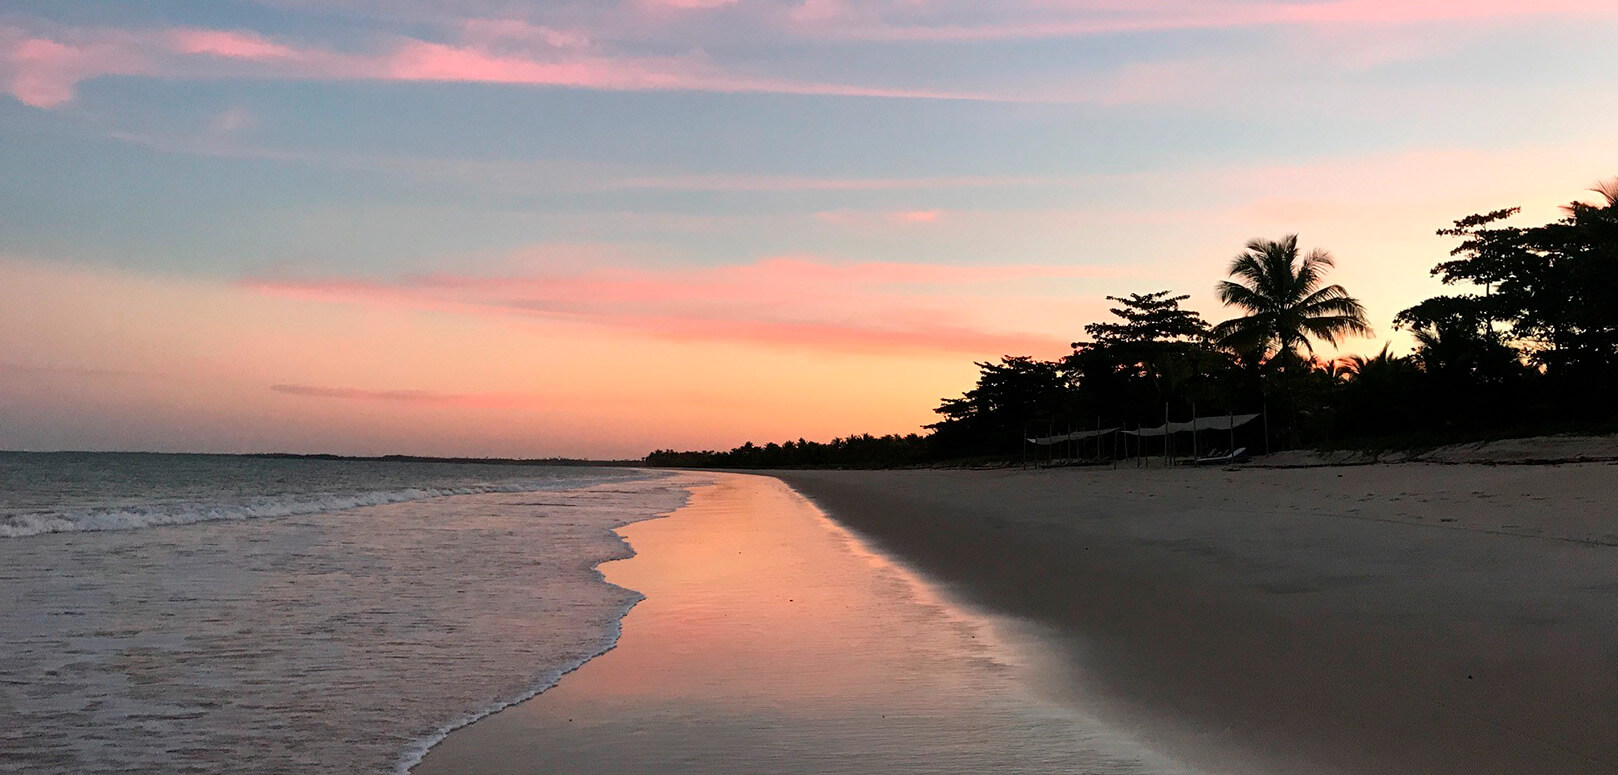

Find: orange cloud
245;255;1100;357
270;383;542;409
0;255;984;456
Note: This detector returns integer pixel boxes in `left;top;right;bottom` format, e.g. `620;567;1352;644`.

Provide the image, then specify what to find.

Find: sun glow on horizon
3;2;1615;456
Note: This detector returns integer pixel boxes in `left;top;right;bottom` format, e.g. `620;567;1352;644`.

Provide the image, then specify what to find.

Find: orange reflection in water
415;473;1191;775
580;474;1004;706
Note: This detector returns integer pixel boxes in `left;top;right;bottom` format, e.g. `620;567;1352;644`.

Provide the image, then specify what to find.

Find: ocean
0;452;695;774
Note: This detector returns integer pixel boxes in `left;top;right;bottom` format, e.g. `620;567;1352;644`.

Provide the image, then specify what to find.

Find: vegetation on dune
645;179;1618;469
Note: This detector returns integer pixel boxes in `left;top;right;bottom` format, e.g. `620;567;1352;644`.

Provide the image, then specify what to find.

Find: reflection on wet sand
414;473;1187;775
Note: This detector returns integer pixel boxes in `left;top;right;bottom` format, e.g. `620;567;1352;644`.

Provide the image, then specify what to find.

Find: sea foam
1;478;623;537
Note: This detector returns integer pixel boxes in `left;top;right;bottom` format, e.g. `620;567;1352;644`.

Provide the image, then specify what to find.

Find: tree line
646;180;1618;469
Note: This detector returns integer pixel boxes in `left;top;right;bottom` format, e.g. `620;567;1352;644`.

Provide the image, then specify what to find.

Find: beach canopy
1123;413;1260;437
1026;427;1119;446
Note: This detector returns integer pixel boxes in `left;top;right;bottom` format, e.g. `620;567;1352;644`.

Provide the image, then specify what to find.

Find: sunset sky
3;0;1615;457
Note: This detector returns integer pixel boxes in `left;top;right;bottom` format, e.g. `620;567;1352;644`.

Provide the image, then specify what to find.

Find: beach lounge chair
1190;447;1248;465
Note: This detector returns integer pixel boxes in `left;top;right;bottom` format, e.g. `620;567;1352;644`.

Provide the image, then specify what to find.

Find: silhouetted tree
1414;185;1617;380
1330;343;1425;438
928;356;1071;456
1212;236;1373;364
1393;296;1523;385
1210;236;1372;447
1547;181;1618;384
649;178;1618;468
1390;180;1618;427
1064;291;1236;422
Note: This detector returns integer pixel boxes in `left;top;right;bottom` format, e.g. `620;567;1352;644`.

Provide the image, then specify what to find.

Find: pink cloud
814;209;945;228
6;38;83;108
0;21;996;108
890;210;940;223
9;2;1609;110
781;0;1618;41
606;313;1066;355
1;30;157;108
646;0;743;9
170;29;301;60
383;40;691;90
244;255;1101;357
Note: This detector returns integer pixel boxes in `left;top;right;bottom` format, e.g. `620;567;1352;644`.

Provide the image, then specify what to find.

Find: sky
2;0;1615;458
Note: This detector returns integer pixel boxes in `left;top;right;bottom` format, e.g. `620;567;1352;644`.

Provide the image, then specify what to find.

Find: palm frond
1214;235;1369;362
1215;280;1267;310
1593;178;1618;207
1210;315;1270;353
1294;248;1333;294
1226;252;1267;286
1298;295;1369;322
1297;284;1350;306
1300;315;1375;345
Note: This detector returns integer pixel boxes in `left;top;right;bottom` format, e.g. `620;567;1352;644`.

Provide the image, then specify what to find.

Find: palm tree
1335;342;1402;380
1212;235;1373;363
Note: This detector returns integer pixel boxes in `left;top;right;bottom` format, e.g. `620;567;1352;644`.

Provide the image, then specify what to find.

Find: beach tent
1122;412;1261;465
1121;413;1260;437
1026;427;1119;446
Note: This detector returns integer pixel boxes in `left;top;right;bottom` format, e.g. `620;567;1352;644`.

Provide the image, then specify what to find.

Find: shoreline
413;472;1195;775
777;462;1618;774
393;473;701;774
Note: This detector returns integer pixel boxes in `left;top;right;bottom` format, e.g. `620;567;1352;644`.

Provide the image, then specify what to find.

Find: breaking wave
0;477;632;538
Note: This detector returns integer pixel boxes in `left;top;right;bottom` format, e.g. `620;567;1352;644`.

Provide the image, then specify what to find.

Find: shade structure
1123;413;1261;437
1026;427;1119;446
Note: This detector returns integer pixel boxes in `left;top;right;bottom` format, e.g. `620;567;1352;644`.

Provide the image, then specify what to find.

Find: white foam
391;592;643;774
0;476;638;538
391;485;692;774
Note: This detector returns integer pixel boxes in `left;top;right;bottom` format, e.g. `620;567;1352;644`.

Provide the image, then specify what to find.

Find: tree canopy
647;178;1618;469
1212;235;1372;362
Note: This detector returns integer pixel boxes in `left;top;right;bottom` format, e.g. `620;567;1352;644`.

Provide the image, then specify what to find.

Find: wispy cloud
170;29;304;60
270;383;539;408
246;254;1104;356
0;20;1001;108
777;0;1618;41
817;209;943;226
17;0;1604;108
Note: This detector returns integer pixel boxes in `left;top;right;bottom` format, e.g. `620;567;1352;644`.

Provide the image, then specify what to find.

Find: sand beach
779;460;1618;774
417;455;1618;775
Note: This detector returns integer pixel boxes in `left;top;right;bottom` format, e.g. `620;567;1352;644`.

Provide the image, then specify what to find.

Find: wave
391;591;642;775
391;494;682;775
0;475;643;539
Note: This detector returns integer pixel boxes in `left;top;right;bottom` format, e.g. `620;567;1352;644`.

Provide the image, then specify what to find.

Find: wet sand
414;472;1198;775
778;463;1618;775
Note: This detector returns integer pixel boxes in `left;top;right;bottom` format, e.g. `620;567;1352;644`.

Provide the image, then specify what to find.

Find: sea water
0;452;696;774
